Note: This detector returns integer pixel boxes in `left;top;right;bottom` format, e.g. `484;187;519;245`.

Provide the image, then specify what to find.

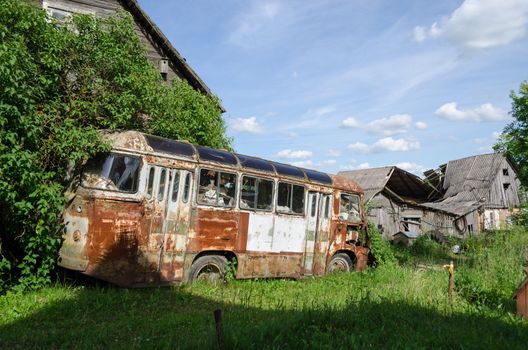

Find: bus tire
189;255;227;283
328;253;354;273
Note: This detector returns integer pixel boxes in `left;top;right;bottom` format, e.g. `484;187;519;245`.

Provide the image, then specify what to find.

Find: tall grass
0;227;527;349
457;227;528;308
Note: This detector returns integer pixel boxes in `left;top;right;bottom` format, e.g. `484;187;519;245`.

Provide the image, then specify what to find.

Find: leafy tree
0;0;230;291
494;81;528;186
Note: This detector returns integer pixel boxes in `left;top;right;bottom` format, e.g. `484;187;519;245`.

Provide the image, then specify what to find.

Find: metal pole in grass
214;309;225;350
443;261;455;304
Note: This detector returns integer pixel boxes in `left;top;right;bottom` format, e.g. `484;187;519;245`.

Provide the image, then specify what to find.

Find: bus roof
103;130;363;193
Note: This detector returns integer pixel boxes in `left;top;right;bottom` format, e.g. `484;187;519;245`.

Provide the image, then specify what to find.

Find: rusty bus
58;131;369;286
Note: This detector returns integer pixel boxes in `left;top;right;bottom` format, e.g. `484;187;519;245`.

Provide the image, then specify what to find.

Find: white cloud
291;160;315;168
415;121;428;129
357;162;371;170
413;26;426;42
229;116;264;133
323;159;336;165
277;149;313;159
347;137;420;154
347;142;371;154
314;105;336;116
435;102;507;122
395;162;426;175
342;117;361;128
414;0;528;49
327;149;341;157
229;1;282;45
342;114;413;136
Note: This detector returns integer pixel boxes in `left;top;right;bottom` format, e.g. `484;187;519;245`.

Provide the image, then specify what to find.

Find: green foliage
367;221;396;266
0;0;230;292
457;227;528;309
409;234;450;260
494;81;528;186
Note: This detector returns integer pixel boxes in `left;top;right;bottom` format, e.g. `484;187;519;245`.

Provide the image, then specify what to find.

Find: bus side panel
187;208;239;252
236;211;302;278
83;198;147;286
236;252;303;279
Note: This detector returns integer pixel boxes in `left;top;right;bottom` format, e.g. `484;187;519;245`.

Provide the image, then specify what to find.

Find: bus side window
198;168;236;207
157;169;166;201
310;193;317;217
324;195;331;218
277;182;304;214
182;172;191;203
240;176;273;211
146;167;155;199
171;170;180;202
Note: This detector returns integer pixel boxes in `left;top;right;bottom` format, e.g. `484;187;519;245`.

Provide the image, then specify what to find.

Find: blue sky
138;0;528;175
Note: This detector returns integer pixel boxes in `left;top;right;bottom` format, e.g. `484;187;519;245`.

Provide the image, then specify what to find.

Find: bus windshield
82;153;141;193
339;193;360;221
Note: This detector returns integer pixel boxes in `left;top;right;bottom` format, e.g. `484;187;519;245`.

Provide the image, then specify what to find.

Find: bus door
303;191;321;275
314;194;332;274
158;169;193;282
143;165;170;283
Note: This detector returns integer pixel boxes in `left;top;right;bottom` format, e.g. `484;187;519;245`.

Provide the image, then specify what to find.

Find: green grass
1;228;528;349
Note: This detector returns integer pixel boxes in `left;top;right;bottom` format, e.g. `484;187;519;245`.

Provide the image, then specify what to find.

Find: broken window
82;153;140;193
402;217;421;232
503;168;509;176
182;172;191;203
146;167;155;199
198;168;236;207
323;195;331;218
171;171;180;202
277;182;305;214
240;176;273;211
339;193;360;221
503;183;510;191
157;169;167;201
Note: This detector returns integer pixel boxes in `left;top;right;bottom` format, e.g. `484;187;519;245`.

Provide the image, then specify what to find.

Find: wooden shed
514;268;528;318
392;231;420;246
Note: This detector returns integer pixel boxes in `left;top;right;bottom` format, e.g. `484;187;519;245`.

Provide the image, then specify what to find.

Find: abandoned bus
58;131;369;286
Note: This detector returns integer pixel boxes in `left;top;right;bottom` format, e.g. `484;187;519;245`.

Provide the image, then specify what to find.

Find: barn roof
338;166;438;202
121;0;222;110
422;153;511;216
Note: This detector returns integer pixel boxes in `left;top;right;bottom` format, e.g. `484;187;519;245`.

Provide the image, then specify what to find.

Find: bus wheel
328;253;354;273
189;255;227;284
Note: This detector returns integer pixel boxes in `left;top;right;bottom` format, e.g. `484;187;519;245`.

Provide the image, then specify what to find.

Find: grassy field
1;228;527;349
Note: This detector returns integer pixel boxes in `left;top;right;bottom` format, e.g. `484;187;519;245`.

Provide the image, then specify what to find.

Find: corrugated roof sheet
422;153;505;216
338;167;393;200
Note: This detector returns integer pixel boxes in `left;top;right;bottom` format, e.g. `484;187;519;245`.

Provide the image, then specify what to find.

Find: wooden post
214;309;225;350
444;261;455;304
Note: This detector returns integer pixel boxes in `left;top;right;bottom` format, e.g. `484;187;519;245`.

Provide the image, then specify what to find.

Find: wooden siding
368;193;456;240
41;0;181;83
488;158;522;208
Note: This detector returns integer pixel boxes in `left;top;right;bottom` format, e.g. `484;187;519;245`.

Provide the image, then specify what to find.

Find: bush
367;222;396;266
409;235;449;260
457;227;528;309
0;0;231;292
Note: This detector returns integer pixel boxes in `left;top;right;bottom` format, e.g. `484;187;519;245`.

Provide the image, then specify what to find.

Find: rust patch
187;208;239;252
237;212;249;251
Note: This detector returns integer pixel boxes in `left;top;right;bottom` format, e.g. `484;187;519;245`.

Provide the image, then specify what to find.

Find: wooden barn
338;153;524;240
423;153;523;234
338;166;456;240
37;0;219;105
